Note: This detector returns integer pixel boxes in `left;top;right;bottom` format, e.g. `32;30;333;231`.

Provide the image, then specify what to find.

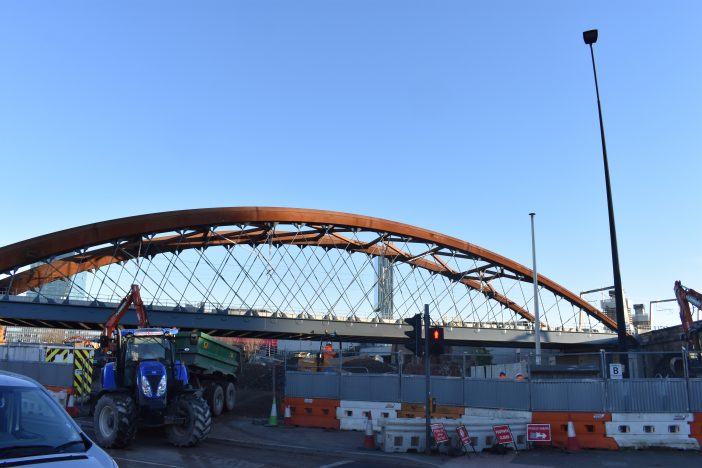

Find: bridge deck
0;295;617;349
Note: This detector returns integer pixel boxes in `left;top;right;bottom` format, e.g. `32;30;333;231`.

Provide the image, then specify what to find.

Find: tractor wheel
205;383;224;417
166;395;212;447
93;394;137;448
223;381;236;412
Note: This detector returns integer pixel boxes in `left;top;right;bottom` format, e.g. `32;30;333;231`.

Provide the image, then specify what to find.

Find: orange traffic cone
363;411;375;449
566;418;580;452
283;405;292;426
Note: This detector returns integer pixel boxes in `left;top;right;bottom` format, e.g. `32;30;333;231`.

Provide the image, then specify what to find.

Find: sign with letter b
609;363;623;379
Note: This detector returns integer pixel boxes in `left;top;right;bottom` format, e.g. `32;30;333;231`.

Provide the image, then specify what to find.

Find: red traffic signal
429;326;445;356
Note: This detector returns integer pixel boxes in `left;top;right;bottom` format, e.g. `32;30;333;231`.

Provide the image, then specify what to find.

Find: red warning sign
527;424;552;442
493;425;514;445
456;425;471;446
431;423;450;444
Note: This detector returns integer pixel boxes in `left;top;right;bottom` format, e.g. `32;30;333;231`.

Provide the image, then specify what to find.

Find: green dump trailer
175;331;241;417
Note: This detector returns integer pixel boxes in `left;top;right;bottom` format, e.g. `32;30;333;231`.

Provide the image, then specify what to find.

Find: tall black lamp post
583;29;628;354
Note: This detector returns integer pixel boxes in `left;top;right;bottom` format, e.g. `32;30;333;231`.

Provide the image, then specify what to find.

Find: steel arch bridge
0;207;618;347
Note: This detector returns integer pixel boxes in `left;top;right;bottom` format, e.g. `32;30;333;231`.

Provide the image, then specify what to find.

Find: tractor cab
118;329;187;407
121;328;178;367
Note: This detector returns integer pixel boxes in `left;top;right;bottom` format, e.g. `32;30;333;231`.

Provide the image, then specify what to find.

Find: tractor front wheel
93;394;137;448
166;395;212;447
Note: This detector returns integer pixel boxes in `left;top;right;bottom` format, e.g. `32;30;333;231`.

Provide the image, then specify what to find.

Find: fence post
338;348;343;399
601;349;609;412
398;352;403;403
526;353;532;411
462;353;467;407
682;346;691;412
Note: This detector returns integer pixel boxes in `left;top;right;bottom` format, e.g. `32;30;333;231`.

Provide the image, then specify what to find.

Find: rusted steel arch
0;207;617;330
0;228;537;323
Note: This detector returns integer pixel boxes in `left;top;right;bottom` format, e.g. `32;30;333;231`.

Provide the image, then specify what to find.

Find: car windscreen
0;386;87;459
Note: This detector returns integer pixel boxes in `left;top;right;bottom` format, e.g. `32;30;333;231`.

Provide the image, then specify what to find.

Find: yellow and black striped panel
72;349;93;396
45;347;70;363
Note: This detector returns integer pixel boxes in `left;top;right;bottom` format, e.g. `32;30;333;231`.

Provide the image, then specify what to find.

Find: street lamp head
583;29;598;45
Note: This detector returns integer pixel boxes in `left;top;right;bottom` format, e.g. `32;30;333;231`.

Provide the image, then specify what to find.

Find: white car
0;370;117;467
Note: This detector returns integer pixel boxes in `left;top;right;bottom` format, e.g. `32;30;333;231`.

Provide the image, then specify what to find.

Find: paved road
80;414;702;468
106;435;702;468
104;428;416;468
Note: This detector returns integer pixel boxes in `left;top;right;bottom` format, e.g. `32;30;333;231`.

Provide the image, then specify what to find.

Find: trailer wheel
166;395;212;447
93;394;137;448
205;383;224;416
223;381;236;411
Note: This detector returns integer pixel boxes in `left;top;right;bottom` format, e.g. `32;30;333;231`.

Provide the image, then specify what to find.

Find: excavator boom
100;284;150;350
675;280;702;352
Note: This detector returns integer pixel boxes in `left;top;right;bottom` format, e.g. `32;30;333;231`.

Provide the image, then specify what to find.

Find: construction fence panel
0;345;44;362
0;361;74;388
401;375;426;404
431;376;463;406
285;369;702;413
606;379;688;413
340;374;400;402
464;379;530;410
688;379;702;412
285;371;340;399
530;380;605;412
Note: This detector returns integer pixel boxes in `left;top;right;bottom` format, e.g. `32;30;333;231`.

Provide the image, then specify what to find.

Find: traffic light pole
424;304;431;455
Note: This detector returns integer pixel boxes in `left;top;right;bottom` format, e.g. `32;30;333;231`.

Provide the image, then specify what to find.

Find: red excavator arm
674;280;702;352
99;284;150;350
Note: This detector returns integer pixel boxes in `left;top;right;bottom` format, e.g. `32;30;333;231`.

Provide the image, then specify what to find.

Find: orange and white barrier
456;407;531;452
284;397;340;430
378;416;529;453
336;401;399;431
398;402;464;419
282;394;702;452
605;413;699;450
531;412;618;450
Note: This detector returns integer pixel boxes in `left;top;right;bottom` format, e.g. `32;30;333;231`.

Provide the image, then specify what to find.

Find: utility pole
530;213;541;365
583;29;628;355
424;304;431;455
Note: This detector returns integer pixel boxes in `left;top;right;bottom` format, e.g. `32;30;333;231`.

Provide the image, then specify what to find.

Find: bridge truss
0;208;617;343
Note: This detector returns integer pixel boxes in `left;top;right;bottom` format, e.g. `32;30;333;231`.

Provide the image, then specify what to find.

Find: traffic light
404;313;424;357
429;326;445;356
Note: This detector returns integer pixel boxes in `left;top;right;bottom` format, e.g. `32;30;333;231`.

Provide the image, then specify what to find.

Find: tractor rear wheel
205;383;224;416
223;381;236;412
93;394;137;448
166;395;212;447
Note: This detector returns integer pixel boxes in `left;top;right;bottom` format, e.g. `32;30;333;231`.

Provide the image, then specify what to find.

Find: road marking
112;456;184;467
319;461;354;468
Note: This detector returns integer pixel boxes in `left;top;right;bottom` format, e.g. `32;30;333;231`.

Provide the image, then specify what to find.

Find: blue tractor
92;327;212;448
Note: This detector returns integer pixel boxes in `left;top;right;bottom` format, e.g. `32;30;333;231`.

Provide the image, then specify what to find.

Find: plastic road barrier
284;397;340;430
605;413;699;450
531;412;618;450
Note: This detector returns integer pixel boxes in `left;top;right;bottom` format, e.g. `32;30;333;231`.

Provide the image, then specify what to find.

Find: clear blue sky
1;2;700;326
